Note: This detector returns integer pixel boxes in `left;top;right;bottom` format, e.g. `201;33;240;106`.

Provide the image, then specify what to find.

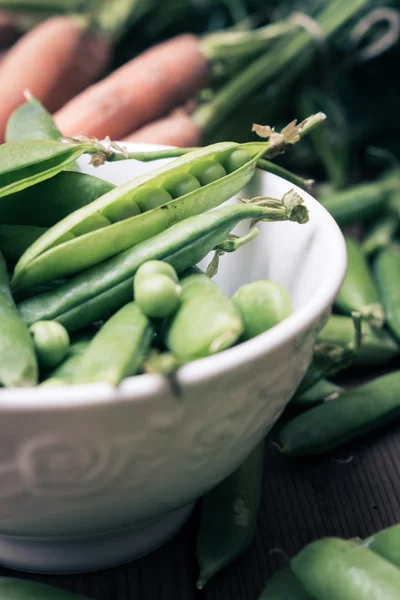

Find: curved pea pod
232;280;293;341
0;577;90;600
318;314;399;367
18;193;308;332
6;95;62;142
335;237;384;327
41;337;91;386
258;567;313;599
320;177;395;227
0;138;99;199
279;370;400;456
363;523;400;567
374;245;400;342
165;269;244;361
291;378;343;408
0;250;37;386
291;537;400;599
12;140;272;290
196;442;264;589
72;302;153;386
0;171;115;227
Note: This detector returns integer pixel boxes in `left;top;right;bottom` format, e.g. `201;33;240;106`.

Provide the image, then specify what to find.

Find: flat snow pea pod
18;194;308;331
41;338;91;386
0;250;37;386
363;524;400;567
258;566;313;599
6;96;62;142
318;314;399;367
0;224;48;262
232;280;293;341
12;140;271;290
335;237;384;327
72;303;153;386
291;537;400;600
374;245;400;342
0;172;115;227
0;577;90;600
279;370;400;456
320;177;396;227
165;268;244;361
0;139;99;199
291;378;343;408
196;442;264;589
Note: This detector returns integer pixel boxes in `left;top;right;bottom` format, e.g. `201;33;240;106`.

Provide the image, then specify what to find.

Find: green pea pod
320;175;396;227
0;250;37;386
18;192;308;332
13;113;322;290
0;224;47;262
232;280;293;341
363;523;400;567
72;302;153;386
6;96;62;143
41;338;91;386
196;442;264;589
0;139;99;199
0;577;90;600
166;269;243;361
0;171;115;227
279;370;400;456
374;245;400;342
291;538;400;599
291;378;343;408
12;141;270;290
335;237;384;327
318;314;399;367
0;0;81;11
362;212;399;256
258;567;313;599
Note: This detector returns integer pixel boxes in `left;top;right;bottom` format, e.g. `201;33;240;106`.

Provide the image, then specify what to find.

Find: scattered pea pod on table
12;112;323;291
18;193;308;332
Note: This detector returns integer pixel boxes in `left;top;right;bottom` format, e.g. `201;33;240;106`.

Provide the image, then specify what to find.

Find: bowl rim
0;143;347;410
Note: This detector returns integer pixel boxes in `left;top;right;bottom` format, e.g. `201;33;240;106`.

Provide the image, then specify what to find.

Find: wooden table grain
1;392;399;600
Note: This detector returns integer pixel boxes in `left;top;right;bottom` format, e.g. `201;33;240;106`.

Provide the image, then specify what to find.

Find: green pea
133;187;173;211
163;173;201;198
134;274;181;318
224;148;251;173
232;280;293;340
189;160;227;186
135;260;179;284
29;320;70;368
100;198;141;223
71;213;111;236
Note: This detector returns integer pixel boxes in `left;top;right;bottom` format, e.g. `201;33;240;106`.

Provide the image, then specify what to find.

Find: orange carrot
124;108;202;147
55;34;210;141
0;16;110;142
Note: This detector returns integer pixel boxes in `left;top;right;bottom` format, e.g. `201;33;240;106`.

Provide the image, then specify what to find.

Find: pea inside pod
12;140;269;290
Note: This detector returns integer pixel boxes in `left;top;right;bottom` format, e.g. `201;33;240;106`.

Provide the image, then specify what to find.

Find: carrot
124;108;202;147
0;16;110;142
55;34;210;141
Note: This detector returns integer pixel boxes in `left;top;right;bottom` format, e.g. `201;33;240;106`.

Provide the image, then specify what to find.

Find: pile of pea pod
0;95;321;389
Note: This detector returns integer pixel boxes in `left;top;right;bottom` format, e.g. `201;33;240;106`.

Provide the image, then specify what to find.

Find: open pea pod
12;141;266;290
0;139;99;199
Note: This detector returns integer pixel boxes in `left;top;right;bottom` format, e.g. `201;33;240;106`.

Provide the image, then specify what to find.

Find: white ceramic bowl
0;144;346;574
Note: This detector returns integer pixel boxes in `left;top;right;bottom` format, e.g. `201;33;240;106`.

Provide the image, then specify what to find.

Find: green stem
257;159;314;192
192;0;370;135
111;147;199;162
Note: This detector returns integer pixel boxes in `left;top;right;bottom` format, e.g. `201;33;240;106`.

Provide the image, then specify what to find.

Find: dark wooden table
1;368;399;600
